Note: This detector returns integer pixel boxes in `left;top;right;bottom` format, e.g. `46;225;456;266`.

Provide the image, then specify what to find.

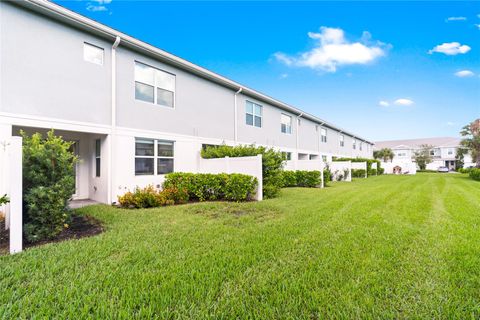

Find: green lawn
1;174;480;318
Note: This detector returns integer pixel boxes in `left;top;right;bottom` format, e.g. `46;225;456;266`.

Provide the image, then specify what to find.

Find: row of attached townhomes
0;0;373;204
375;137;474;173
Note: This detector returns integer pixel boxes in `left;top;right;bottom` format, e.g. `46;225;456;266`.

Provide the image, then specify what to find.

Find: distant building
375;137;474;171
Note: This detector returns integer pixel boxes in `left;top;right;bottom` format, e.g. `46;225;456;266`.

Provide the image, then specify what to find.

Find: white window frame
353;140;356;150
135;138;175;176
245;101;262;128
321;128;327;143
281;151;292;161
83;42;104;65
322;155;328;162
340;134;345;147
134;61;176;108
281;114;292;134
95;139;101;177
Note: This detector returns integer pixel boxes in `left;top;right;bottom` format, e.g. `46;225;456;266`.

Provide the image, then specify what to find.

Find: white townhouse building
375;137;474;171
0;0;373;204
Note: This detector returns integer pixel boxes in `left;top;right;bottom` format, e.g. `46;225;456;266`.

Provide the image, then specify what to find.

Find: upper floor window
246;101;262;128
84;42;104;65
447;148;454;155
281;114;292;134
353;140;357;150
135;62;175;108
321;128;327;143
359;142;363;151
339;135;345;147
135;138;174;175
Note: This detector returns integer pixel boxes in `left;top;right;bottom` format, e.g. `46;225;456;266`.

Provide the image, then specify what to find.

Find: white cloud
274;27;388;72
447;121;456;126
394;99;414;106
279;73;288;79
428;42;471;55
86;0;112;12
446;16;467;22
455;70;475;77
378;100;390;107
475;24;480;30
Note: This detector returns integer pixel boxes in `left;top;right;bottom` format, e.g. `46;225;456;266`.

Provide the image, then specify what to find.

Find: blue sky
56;0;479;141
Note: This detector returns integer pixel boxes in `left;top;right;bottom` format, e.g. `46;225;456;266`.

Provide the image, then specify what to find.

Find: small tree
414;144;433;170
22;130;78;242
460;119;480;168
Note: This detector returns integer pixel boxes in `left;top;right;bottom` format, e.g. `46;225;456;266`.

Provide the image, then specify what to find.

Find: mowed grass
1;174;480;318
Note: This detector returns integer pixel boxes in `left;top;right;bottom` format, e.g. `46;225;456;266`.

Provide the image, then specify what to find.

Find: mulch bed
0;215;103;254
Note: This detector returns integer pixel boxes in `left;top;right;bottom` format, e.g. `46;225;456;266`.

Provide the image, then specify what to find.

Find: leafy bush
370;169;377;176
281;171;297;187
201;145;284;198
22;130;78;243
352;169;367;178
282;171;321;188
117;185;187;209
457;167;473;174
296;170;322;187
163;172;257;202
469;168;480;181
378;168;385;175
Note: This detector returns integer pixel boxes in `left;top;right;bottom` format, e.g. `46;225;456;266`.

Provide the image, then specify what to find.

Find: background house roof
374;137;462;150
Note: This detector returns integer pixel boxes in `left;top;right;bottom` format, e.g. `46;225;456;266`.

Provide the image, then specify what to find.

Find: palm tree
374;148;395;162
460;119;480;168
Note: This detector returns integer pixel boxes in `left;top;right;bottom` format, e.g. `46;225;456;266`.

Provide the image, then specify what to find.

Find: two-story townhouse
375;137;474;171
0;0;374;204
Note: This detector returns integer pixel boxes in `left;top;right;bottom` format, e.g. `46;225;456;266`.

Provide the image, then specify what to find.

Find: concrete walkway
68;199;100;209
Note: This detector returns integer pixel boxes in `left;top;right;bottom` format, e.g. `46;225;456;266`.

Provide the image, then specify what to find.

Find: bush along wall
323;169;332;187
351;169;367;178
469;168;480;181
118;173;258;208
281;170;322;188
333;157;382;177
21;130;78;243
201;145;284;198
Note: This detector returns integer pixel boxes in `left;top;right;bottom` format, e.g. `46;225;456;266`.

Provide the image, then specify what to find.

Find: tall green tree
460;119;480;168
414;144;433;170
373;148;395;162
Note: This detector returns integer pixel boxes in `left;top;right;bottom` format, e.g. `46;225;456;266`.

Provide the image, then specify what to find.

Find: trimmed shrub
378;168;385;175
21;130;78;243
352;169;367;178
296;170;322;187
201;145;284;198
163;172;257;202
282;170;322;188
370;169;377;176
469;168;480;181
458;167;473;174
282;171;298;187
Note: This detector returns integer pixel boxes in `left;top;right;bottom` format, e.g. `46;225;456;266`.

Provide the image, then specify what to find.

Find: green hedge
281;170;322;188
458;167;473;174
163;172;258;202
333;157;382;176
201;145;284;198
417;169;437;173
469;168;480;181
351;169;367;178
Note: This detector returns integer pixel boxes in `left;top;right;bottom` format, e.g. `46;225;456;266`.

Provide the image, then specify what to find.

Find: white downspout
234;87;243;145
108;36;121;204
295;113;303;169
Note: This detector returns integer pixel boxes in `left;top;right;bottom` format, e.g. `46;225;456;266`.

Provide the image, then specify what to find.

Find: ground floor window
95;139;101;177
135;138;174;175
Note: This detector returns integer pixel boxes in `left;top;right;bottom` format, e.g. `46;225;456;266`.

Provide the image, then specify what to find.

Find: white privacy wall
198;155;263;201
381;162;417;175
0;131;23;254
329;161;352;182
